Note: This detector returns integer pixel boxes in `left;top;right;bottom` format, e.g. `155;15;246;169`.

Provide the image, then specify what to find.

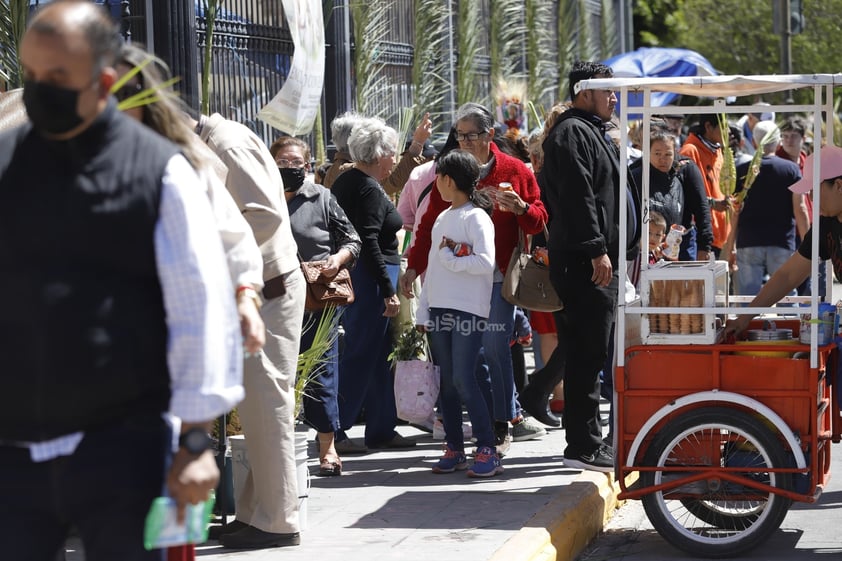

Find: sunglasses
114;81;144;103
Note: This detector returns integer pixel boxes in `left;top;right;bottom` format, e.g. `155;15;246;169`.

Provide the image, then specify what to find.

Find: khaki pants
236;269;305;534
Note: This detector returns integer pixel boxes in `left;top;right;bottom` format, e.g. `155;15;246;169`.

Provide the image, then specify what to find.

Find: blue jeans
475;282;517;423
301;309;341;433
337;262;400;447
0;413;171;561
428;308;495;449
735;245;795;297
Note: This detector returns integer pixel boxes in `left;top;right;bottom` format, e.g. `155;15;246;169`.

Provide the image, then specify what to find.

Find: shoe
219;525;301;549
549;399;565;414
563;444;615;473
318;457;342;476
334;438;368;455
207;519;247;540
511;416;548;442
433;419;473;441
494;423;511;458
467;446;504;478
519;386;561;428
431;443;468;473
369;432;416;449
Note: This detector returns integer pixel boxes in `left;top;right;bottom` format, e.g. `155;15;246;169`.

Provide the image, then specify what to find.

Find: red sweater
407;143;548;275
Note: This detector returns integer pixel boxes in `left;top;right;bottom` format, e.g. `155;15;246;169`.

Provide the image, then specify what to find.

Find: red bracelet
236;285;253;296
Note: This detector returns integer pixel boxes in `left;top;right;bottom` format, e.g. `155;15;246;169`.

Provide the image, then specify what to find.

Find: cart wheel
641;407;792;558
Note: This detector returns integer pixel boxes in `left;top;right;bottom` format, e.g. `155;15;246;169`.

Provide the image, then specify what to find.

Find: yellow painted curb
489;471;637;561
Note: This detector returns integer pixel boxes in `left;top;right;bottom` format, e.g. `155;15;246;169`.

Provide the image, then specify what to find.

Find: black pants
0;414;171;561
552;259;618;456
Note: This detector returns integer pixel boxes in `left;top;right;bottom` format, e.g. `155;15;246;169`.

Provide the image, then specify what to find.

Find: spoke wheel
641;407;792;558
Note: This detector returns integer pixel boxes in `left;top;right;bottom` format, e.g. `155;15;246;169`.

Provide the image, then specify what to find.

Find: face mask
279;167;306;192
23;80;85;136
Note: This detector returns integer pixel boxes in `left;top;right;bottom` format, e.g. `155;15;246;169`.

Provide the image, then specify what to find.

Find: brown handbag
502;227;563;312
299;260;355;311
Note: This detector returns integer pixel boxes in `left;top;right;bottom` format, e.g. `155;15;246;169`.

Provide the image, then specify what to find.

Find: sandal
318;457;342;476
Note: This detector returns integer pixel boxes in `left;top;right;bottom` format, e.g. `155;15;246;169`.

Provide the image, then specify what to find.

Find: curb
489;470;636;561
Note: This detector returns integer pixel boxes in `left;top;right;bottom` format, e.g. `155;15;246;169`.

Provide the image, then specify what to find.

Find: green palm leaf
411;0;448;125
0;0;30;89
456;0;481;106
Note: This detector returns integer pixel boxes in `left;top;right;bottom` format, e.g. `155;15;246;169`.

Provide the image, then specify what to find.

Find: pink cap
789;145;842;194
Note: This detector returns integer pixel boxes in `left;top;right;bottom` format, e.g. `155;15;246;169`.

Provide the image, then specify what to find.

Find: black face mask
279;167;306;192
23;80;85;136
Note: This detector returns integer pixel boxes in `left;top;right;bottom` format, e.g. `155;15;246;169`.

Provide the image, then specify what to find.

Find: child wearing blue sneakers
415;150;502;477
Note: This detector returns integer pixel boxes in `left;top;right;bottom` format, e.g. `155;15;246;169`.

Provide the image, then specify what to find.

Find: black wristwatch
178;427;213;454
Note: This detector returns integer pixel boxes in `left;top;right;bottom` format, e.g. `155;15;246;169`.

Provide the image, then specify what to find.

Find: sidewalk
66;409;621;561
63;341;623;561
204;418;618;561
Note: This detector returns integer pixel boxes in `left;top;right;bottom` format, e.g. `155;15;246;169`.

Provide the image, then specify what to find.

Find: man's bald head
29;0;121;75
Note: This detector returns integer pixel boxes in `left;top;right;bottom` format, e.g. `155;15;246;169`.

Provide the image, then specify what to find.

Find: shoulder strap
417;181;434;209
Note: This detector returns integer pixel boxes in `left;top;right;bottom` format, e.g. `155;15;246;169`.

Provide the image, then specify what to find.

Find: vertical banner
257;0;325;135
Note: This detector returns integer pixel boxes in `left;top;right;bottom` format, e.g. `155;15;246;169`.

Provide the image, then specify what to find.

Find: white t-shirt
416;201;495;325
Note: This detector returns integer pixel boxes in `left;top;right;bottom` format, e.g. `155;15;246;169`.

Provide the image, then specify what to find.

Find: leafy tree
633;0;688;48
681;0;842;104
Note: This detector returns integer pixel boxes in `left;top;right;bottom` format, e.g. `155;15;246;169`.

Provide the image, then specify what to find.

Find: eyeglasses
276;158;307;168
455;131;488;142
114;82;143;103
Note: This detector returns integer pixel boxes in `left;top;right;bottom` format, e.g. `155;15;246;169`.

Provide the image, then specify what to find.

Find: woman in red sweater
400;103;548;451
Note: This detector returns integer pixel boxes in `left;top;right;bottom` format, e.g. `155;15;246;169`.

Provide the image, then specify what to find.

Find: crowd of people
7;2;842;559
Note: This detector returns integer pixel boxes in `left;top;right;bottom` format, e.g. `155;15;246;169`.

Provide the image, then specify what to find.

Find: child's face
648;223;665;251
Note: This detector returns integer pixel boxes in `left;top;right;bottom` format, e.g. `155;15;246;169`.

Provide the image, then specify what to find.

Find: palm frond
556;0;578;101
410;0;449;125
489;0;526;98
456;0;481;106
525;0;556;112
295;306;341;418
0;0;30;89
600;0;617;59
200;0;223;116
350;0;393;116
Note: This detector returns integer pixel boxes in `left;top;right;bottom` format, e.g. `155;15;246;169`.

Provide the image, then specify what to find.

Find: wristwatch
178;427;213;455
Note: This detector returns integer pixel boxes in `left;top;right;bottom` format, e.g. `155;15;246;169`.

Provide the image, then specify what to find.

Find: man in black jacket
541;61;640;472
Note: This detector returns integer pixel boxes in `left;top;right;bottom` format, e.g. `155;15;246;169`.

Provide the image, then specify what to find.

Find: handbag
502;226;563;312
394;359;440;425
299;259;355;311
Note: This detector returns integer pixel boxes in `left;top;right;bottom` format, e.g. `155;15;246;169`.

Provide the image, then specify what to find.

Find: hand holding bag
502;226;563;312
299;259;355;311
394;359;440;425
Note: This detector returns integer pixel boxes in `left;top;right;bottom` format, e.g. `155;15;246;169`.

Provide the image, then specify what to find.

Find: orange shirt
680;133;728;249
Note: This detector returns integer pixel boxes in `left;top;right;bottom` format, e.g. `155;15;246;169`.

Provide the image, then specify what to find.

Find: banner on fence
257;0;324;135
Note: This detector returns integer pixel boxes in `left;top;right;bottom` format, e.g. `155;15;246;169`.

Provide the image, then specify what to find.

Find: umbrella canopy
602;47;718;112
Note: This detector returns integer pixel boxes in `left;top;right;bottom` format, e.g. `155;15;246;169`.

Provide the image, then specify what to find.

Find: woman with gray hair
323;111;362;188
401;102;550;453
330;118;414;452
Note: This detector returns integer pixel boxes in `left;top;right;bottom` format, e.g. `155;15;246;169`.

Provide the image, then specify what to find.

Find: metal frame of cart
576;73;842;558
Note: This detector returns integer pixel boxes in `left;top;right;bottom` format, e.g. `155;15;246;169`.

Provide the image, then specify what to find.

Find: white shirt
416;201;495;325
28;155;244;462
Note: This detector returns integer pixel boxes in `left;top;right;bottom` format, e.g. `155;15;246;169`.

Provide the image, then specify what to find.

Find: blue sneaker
467;446;504;478
432;444;468;473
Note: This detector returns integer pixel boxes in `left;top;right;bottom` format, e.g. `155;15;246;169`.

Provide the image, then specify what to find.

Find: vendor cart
576;73;842;558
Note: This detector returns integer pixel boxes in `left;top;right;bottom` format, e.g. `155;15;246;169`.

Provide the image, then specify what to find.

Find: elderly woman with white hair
330;118;413;453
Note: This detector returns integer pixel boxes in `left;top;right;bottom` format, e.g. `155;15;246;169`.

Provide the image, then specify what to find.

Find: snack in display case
639;260;729;344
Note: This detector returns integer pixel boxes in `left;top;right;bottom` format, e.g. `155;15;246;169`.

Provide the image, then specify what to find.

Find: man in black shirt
729;145;842;335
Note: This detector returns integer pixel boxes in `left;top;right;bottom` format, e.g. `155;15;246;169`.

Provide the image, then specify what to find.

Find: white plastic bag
394;360;440;424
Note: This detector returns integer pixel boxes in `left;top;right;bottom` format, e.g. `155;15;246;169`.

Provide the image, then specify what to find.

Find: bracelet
236;286;262;309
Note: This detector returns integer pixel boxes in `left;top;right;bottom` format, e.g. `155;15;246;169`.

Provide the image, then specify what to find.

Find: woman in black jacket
631;129;714;261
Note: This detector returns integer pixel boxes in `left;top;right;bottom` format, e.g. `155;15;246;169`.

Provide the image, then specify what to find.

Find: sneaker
563;444;615;473
494;423;511;457
431;443;468;473
433;419;473;441
467;446;504;478
511;416;547;442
